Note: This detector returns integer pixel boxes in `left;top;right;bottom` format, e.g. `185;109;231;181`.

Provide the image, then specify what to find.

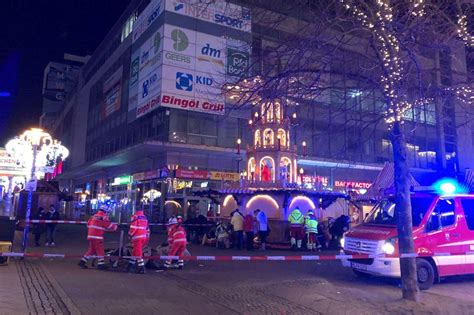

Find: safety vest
129;211;149;241
305;217;318;234
87;211;116;240
288;209;304;226
169;225;187;245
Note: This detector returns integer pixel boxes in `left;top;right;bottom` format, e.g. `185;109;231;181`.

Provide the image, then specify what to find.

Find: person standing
230;209;244;249
163;217;187;270
254;209;268;251
33;207;47;247
243;214;255;250
45;204;60;246
127;209;149;274
288;206;304;250
78;207;117;270
305;210;319;251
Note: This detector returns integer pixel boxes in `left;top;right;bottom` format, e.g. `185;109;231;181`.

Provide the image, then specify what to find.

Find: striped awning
356;162;419;201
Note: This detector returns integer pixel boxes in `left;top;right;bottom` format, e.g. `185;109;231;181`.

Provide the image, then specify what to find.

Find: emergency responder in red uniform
78;206;117;269
127;209;149;274
288;206;304;250
163;217;187;269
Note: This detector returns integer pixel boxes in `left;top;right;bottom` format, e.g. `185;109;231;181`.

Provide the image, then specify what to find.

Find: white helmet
168;217;178;225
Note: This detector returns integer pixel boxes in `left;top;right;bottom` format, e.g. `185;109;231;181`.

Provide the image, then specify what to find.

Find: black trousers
245;231;254;250
233;231;243;249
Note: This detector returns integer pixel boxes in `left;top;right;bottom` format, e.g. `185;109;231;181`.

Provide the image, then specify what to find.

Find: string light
340;0;406;125
457;15;474;47
411;0;425;17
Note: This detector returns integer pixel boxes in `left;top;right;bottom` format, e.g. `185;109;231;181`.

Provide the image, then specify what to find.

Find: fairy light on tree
457;15;474;47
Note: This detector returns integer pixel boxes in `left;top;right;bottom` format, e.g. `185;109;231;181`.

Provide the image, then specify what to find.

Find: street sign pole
22;144;38;252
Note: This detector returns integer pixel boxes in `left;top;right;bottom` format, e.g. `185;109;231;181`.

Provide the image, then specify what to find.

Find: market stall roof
194;187;349;200
356;162;419;202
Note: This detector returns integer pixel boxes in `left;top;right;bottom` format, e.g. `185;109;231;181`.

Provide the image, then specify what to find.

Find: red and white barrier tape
3;252;474;261
24;220;213;227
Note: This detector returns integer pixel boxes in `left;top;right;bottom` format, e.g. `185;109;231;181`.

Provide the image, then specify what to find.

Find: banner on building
165;0;252;33
128;0;251;121
101;66;123;120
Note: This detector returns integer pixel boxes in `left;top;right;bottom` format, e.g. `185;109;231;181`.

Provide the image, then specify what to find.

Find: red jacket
129;210;149;241
243;215;254;232
87;211;117;240
168;225;187;245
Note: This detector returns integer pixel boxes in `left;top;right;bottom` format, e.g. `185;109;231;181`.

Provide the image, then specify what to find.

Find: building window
121;12;137;42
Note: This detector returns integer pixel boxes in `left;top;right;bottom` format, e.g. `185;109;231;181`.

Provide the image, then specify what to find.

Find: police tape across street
24;219;214;227
3;251;474;261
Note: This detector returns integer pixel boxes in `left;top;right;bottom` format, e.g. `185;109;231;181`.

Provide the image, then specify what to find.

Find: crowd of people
196;208;269;251
31;203;350;274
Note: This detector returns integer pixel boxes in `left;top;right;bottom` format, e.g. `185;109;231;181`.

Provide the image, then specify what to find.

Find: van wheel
416;259;435;290
353;269;371;278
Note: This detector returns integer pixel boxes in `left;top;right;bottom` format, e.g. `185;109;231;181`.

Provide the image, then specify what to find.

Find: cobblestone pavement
4;226;474;314
0;261;29;315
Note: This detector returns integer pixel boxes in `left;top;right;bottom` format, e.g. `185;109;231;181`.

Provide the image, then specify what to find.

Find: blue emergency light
432;178;466;195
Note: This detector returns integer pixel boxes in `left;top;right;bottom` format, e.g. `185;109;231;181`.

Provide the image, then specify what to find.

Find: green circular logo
171;29;189;52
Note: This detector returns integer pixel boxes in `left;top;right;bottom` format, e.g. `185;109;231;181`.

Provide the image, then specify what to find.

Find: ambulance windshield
364;196;434;226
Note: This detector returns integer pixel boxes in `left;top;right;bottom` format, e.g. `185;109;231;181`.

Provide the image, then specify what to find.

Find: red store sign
175;169;209;180
334;180;372;189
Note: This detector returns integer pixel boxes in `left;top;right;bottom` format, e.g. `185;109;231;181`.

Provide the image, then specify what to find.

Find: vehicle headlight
382;242;395;255
340;237;345;248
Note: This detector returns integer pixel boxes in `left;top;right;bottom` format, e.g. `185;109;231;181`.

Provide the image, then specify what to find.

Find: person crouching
127;209;149;274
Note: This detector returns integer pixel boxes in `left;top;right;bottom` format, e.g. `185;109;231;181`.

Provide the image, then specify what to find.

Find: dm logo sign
227;48;249;77
176;72;193;92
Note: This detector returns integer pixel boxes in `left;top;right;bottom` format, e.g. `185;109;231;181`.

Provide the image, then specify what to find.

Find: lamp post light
299;167;304;186
302;141;307;156
236;138;242;173
5;128;69;252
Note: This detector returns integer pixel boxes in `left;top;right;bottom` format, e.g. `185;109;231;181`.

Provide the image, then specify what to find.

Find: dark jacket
34;209;48;233
46;209;60;227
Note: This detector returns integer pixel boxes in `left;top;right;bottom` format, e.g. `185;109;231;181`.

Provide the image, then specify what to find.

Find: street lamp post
236;138;242;173
6;128;69;252
299;167;304;186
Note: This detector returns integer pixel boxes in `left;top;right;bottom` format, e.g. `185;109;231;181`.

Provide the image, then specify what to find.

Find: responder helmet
101;199;115;213
176;215;183;223
168;217;178;225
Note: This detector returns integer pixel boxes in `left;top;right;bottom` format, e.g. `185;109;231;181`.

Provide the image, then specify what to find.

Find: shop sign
335;180;372;189
132;172;145;181
302;175;329;186
210;171;240;182
0;149;26;174
111;176;132;186
175;169;209;179
145;169;159;180
173;179;193;191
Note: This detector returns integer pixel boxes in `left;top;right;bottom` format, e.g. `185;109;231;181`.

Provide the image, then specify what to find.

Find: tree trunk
390;121;419;302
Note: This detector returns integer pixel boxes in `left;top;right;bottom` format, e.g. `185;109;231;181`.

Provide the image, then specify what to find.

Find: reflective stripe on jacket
288;209;304;226
305;217;318;234
87;212;116;240
129;214;149;241
168;226;187;244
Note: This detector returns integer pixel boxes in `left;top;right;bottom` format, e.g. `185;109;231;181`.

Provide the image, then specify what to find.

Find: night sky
0;0;132;144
